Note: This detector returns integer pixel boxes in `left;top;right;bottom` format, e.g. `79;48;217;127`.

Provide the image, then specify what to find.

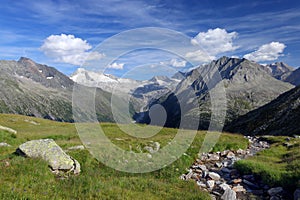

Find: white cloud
40;34;104;65
191;28;239;55
243;42;286;62
169;58;187;68
185;50;216;62
159;58;187;68
107;62;124;70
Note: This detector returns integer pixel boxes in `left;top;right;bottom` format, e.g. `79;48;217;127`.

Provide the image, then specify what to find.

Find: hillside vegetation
0;114;250;199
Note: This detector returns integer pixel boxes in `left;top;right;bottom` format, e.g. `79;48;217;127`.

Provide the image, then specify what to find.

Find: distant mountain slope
225;85;300;136
260;62;294;80
136;57;294;129
283;67;300;86
70;68;180;112
0;58;114;122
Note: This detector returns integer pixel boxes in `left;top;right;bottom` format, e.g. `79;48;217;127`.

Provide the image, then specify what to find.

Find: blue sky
0;0;300;79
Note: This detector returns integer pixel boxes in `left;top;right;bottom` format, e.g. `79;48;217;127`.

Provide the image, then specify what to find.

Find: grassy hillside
235;136;300;191
0;114;250;200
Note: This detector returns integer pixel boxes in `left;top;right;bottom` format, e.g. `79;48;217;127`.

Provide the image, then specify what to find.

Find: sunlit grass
0;114;249;199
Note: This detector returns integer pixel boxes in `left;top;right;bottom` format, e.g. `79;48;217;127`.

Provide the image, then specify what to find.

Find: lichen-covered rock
17;139;80;175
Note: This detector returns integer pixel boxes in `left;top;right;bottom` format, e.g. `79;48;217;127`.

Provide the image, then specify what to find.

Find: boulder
268;187;283;196
209;172;221;180
17;139;80;175
221;188;236;200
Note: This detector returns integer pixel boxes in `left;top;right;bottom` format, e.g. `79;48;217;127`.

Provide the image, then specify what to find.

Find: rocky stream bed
180;136;299;200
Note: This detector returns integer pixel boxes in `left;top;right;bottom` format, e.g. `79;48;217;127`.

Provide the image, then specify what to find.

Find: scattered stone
268;187;283;196
0;125;17;134
294;189;300;200
221;167;231;174
67;145;85;151
196;181;206;188
226;151;235;159
208;172;221;180
180;136;272;199
207;180;215;189
24;119;40;125
198;164;207;171
243;174;254;181
270;196;280;200
232;185;246;192
221;188;236;200
219;183;230;191
220;150;229;157
237;149;246;155
209;154;220;161
215;162;222;168
17;139;80;175
232;178;242;184
243;179;259;189
0;142;11;147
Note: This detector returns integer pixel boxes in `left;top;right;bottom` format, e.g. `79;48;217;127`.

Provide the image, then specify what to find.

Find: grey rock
215;162;223;168
268;187;283;196
199;164;208;171
270;196;281;200
294;189;300;200
196;181;207;188
219;183;230;191
0;125;17;134
232;185;246;192
207;180;215;189
221;167;231;173
243;179;259;189
209;154;220;161
0;142;11;147
221;188;237;200
17;139;80;174
67;145;85;151
208;172;221;180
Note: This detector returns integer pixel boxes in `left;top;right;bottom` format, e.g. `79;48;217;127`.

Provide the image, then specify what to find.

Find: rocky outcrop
17;139;80;175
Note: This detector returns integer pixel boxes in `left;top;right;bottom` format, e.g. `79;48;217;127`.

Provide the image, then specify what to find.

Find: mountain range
134;57;295;129
0;56;299;136
0;57;115;122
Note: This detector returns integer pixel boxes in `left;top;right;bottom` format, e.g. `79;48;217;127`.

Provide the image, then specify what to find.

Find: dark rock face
136;57;293;130
225;85;300;136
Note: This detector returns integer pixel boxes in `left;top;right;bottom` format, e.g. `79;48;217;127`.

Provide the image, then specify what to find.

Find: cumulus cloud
107;62;124;70
185;50;216;62
243;42;286;62
40;34;104;65
185;28;238;62
191;28;239;55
